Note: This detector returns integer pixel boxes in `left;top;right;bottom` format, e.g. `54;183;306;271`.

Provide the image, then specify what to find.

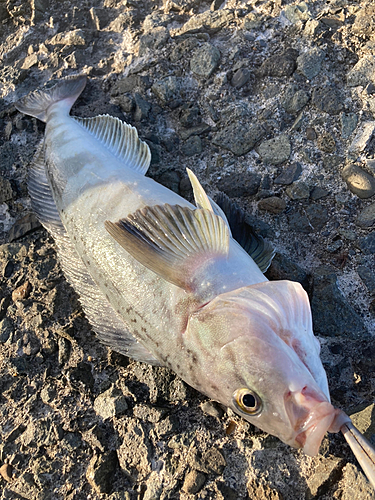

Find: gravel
1;0;375;498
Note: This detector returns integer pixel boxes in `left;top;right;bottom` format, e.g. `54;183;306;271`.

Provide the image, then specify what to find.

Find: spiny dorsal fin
74;115;151;175
207;196;232;235
105;204;229;291
215;193;275;273
187;168;232;234
187;168;213;211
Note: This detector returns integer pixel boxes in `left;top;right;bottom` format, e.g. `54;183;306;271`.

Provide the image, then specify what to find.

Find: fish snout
285;386;342;456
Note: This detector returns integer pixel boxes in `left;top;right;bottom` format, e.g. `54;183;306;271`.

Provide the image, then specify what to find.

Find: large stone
151;76;182;106
86;451;119;494
283;87;309;114
311;267;369;338
340;112;358;139
182;470;206;494
0;317;13;343
286;181;310;200
347;55;375;87
274;162;302;185
48;29;86;46
357;202;375;227
8;213;41;242
358;232;375;254
139;27;169;55
170;37;199;63
21;418;62;448
259;49;298;78
357;266;375;295
348;121;375;157
265;253;311;291
0;177;13;203
312;87;343;115
306;204;329;230
257;197;286;214
342;164;375;199
181;136;202;156
258;135;291;165
178;9;234;35
216;171;261;197
133;93;151;121
353;6;375;36
94;386;128;420
212;122;265;156
190;43;220;78
297;47;325;80
192;447;226;474
231;68;250;88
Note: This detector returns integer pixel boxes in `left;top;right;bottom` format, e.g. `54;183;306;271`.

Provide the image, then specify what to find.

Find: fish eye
233;388;262;415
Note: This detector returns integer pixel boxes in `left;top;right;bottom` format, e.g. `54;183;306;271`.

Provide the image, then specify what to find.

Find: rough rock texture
1;0;375;499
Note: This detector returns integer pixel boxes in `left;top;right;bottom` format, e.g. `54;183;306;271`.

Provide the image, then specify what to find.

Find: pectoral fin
105;204;229;290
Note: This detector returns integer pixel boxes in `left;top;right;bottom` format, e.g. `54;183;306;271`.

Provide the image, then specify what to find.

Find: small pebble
342;164;375;199
274;162;302;185
12;281;32;302
231;68;250;88
182;470;206;494
0;463;13;482
258;197;286;214
225;420;237;435
306;127;316;140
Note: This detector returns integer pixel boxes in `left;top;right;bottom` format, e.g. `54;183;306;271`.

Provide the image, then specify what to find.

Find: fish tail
15;74;87;122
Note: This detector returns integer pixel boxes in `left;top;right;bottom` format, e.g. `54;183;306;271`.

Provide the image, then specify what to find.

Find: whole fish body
14;76;374;474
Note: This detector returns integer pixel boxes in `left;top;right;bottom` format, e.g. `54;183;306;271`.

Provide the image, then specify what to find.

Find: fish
15;75;375;485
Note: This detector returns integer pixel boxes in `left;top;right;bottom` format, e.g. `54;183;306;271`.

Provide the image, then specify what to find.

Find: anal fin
28;147;161;365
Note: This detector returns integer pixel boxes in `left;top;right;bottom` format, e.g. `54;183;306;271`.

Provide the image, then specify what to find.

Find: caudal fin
15;74;87;122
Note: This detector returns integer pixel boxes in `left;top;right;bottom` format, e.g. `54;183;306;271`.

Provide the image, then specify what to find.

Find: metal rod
341;420;375;490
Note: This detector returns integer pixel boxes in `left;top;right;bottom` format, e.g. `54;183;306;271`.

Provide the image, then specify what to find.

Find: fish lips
285;387;348;456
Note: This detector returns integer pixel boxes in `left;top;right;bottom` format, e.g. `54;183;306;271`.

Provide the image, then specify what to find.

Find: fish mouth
285;386;347;456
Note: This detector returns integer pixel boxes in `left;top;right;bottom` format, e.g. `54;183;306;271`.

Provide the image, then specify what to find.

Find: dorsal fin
105;204;229;291
74;115;151;175
187;168;213;211
186;168;232;234
28;147;161;365
215;193;275;273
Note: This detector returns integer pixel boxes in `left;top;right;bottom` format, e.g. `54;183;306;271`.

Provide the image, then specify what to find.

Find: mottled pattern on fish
15;75;352;458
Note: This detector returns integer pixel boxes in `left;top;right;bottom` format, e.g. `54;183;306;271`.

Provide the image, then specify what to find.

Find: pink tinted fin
105;204;229;291
14;74;87;122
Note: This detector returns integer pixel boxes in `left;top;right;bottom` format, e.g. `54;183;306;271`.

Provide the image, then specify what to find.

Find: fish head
186;280;343;456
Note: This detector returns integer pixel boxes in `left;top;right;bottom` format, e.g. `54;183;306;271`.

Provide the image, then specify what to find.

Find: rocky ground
0;0;375;498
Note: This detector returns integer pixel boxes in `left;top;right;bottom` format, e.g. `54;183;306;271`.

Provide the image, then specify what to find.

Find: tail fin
15;75;87;122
